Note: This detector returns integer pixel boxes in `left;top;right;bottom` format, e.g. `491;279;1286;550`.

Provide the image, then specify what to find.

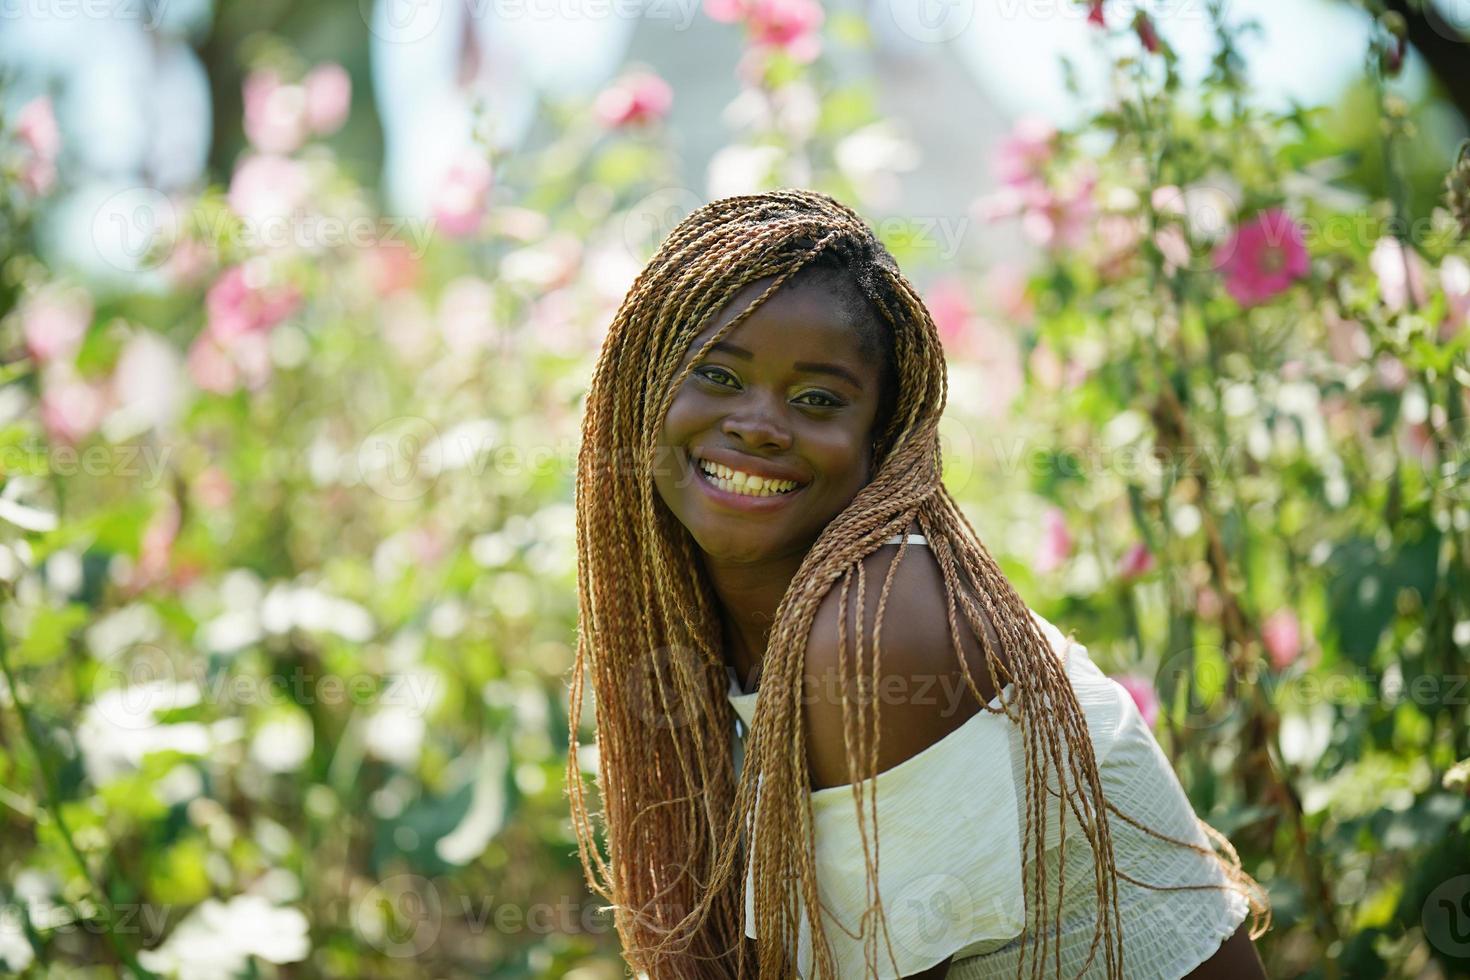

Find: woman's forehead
699;271;867;340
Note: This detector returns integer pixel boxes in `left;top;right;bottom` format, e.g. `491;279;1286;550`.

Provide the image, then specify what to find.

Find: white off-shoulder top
726;533;1250;979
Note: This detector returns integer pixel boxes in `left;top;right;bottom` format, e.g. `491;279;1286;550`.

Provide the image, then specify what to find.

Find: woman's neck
700;548;810;691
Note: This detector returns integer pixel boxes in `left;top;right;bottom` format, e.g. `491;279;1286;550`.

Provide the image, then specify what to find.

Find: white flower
139;895;309;979
0;908;34;972
77;680;245;786
259;584;375;642
249;711;314;774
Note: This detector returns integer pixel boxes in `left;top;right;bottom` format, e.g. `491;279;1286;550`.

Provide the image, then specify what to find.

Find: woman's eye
795;391;842;409
696;366;738;387
694;367;841;409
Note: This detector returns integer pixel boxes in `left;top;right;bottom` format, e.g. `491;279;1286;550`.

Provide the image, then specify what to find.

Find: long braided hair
566;189;1266;978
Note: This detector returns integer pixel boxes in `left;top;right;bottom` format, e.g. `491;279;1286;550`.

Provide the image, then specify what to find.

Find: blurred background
1;0;1469;976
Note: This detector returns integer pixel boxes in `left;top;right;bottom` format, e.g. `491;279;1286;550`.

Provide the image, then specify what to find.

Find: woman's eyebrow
701;341;864;390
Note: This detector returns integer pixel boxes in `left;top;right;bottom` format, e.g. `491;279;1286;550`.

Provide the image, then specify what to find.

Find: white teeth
697;458;799;497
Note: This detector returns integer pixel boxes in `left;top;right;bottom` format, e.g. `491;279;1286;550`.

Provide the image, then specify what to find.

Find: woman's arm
1183;921;1266;979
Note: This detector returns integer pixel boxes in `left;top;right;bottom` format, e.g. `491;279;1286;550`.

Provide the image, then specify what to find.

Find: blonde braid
566;189;1266;978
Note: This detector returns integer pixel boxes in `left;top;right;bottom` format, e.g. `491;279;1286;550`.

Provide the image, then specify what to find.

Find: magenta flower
1213;208;1310;307
1134;12;1160;53
1117;542;1155;581
594;71;673;128
14;95;61;195
1113;674;1159;728
1035;506;1073;574
432;151;493;239
303;63;351;135
1261;609;1303;671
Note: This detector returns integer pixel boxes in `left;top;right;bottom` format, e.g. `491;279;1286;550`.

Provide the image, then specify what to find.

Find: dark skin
653;273;1266;979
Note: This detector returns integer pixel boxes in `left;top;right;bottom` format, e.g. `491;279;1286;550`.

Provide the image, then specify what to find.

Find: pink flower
1261;609;1303;670
186;328;273;394
1113;674;1159;728
242;69;308;154
432;151;493;239
1117;542;1155;581
1096;213;1143;281
1035;506;1073;574
706;0;823;63
924;277;973;349
704;0;745;21
365;240;421;296
594;70;673;128
1369;237;1429;312
131;498;181;592
748;0;823;60
1025;166;1097;251
303;63;351;135
39;368;110;445
20;284;91;365
206;264;300;341
1087;0;1106;28
983;263;1034;322
1438;255;1469;340
227;153;309;227
1213;208;1310;307
977;167;1099;253
14;95;61;195
191;264;296;395
991;116;1057;187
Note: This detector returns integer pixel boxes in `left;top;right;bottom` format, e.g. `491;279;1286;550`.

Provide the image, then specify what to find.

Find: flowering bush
0;2;1467;978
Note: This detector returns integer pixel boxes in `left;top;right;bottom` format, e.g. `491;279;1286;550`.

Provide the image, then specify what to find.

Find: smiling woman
566;189;1270;979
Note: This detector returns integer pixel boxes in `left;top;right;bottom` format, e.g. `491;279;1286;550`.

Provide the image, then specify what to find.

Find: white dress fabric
726;533;1249;979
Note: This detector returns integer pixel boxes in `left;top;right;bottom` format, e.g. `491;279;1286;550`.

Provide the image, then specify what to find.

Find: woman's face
654;274;885;563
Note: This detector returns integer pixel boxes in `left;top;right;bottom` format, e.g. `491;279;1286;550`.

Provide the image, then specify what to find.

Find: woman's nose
721;395;792;451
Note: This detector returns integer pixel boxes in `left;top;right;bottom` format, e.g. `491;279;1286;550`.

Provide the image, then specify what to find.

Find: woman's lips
691;459;807;513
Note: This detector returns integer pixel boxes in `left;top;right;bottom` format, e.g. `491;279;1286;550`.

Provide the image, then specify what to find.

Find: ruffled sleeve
729;686;1028;978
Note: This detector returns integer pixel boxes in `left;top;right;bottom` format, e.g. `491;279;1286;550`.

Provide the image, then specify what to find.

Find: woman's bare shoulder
801;533;1012;791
